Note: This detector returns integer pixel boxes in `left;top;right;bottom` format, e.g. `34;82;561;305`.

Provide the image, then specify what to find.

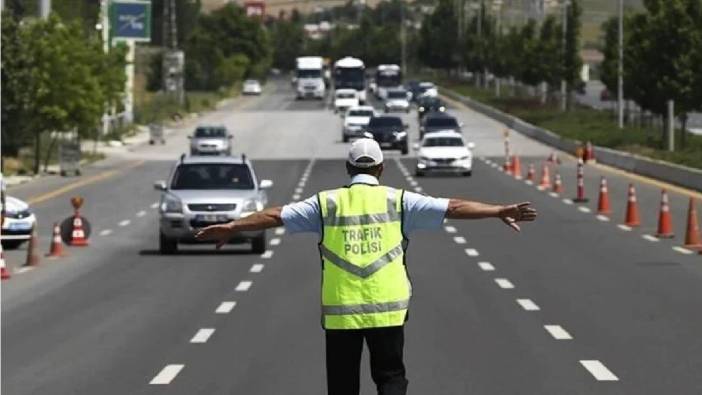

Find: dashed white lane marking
464;248;479;257
596;215;610;222
136;210;147;217
580;360;619;381
250;263;264;273
270;238;281;246
453;236;466;244
261;250;274;259
477;261;495;271
578;206;592;213
617;224;632;231
548;192;559;198
444;226;457;233
642;234;659;242
16;267;34;274
294;187;303;194
151;202;159;209
562;198;574;205
517;298;540;311
292;194;301;200
149;364;185;385
275;228;286;236
235;281;252;292
494;278;515;289
672;246;694;255
190;328;215;344
414;186;423;193
525;180;534;185
544;325;572;340
99;229;113;236
409;180;418;187
118;220;131;227
215;301;236;314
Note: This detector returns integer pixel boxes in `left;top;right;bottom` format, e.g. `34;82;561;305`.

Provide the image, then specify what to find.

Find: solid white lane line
250;263;264;273
596;215;610;222
215;301;236;314
544;325;572;340
444;226;457;233
617;224;632;231
190;328;215;344
673;246;694;255
578;206;591;213
151;202;159;209
261;250;274;259
477;261;495;271
270;238;281;246
517;299;540;311
275;228;286;236
642;234;659;242
118;220;131;227
149;364;185;385
136;210;147;217
464;248;479;257
453;236;466;244
99;229;113;236
580;360;619;381
495;278;515;289
235;281;252;292
562;198;574;205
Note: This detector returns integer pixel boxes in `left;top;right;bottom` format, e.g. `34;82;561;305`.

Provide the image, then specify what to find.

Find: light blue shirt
281;174;449;236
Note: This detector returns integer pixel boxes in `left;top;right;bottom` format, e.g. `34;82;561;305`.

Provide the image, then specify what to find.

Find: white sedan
333;89;360;114
342;106;377;142
1;195;37;249
414;131;475;177
242;79;262;95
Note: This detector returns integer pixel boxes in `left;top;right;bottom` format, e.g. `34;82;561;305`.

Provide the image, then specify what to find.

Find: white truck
375;64;402;100
295;56;326;100
333;57;367;104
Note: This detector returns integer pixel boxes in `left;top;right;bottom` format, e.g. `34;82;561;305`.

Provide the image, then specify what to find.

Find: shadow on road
138;249;257;256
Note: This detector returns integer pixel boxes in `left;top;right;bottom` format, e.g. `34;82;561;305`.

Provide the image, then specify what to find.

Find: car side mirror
412;143;420;151
154;180;167;191
228;135;233;139
467;142;476;149
259;179;273;190
403;123;409;129
187;135;192;139
459;122;465;127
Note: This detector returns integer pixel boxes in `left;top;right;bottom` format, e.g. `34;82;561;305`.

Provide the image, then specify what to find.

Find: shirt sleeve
402;191;449;235
280;195;322;235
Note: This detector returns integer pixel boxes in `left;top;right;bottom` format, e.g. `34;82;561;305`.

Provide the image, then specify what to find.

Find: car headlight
419;106;425;112
394;131;407;139
4;209;31;219
161;194;183;213
458;155;471;161
419;156;430;162
439;106;446;111
241;199;263;217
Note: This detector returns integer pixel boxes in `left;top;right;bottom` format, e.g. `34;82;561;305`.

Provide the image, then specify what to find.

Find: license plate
380;142;393;148
7;222;31;231
196;214;228;223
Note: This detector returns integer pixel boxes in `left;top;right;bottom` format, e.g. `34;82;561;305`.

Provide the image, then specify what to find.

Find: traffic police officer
196;138;537;395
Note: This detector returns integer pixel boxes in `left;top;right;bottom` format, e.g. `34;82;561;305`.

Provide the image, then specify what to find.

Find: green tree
563;0;583;107
418;0;458;71
271;19;305;70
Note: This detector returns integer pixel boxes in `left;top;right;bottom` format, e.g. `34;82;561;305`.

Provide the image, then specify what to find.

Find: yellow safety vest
318;184;411;330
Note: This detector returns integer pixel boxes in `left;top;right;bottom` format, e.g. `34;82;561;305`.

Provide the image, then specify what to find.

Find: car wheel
159;232;178;254
252;232;266;254
1;240;24;250
401;144;408;155
463;171;472;177
415;170;424;177
342;135;349;143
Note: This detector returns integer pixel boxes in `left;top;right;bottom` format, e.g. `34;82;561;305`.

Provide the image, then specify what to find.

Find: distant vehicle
600;88;612;101
384;89;411;113
414;131;474;177
189;126;232;156
375;64;402;100
417;96;447;120
242;79;262;95
342;106;377;142
405;80;421;101
1;195;37;249
416;81;438;99
154;155;273;254
296;56;326;100
420;112;462;138
334;89;360;114
334;57;367;104
363;115;408;154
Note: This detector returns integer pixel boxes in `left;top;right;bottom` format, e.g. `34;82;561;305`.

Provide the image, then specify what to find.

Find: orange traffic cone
1;243;10;280
552;172;563;194
683;198;701;250
70;215;89;246
584;141;595;163
573;159;589;203
24;225;40;266
538;163;551;189
547;151;561;165
655;189;674;238
526;164;536;182
46;223;64;258
512;155;522;179
503;156;512;174
623;184;641;227
597;177;611;215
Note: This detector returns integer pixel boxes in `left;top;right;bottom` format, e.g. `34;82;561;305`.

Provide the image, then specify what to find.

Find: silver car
189;126;232;156
154;155;273;254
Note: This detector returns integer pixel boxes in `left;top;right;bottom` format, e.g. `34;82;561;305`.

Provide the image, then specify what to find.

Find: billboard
110;0;152;42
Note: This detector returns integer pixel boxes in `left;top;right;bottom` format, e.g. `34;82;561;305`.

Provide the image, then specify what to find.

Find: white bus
333;57;367;104
295;56;326;100
375;64;402;100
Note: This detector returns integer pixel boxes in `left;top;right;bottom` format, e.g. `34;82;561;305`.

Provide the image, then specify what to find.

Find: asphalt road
3;78;702;395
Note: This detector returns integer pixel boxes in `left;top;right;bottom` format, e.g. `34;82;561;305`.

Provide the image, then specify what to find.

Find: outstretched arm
445;199;537;232
195;207;283;248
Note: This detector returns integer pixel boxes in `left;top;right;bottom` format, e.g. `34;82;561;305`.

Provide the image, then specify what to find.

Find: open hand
499;202;537;232
195;223;233;249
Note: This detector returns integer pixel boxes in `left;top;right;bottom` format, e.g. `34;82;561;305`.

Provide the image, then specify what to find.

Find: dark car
405;80;421;102
364;116;409;154
417;96;447;120
420;112;462;138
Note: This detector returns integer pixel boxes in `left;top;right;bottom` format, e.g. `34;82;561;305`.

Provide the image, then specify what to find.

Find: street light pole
560;0;569;111
617;0;624;128
401;0;406;75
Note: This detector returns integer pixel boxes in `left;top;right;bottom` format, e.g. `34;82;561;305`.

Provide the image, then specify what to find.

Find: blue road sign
110;0;152;42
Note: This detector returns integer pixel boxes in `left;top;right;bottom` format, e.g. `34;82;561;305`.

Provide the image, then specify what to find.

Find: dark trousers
325;326;409;395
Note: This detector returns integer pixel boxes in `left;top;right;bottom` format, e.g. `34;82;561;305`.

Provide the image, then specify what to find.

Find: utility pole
560;0;569;111
617;0;624;128
667;100;675;152
163;0;185;105
98;0;110;136
401;0;406;75
38;0;50;19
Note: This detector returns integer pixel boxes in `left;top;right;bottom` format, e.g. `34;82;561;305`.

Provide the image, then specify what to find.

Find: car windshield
337;92;355;99
244;80;258;85
422;98;443;107
171;164;254;190
424;137;464;147
426;117;458;128
194;127;226;138
349;110;373;117
388;91;407;99
298;69;321;78
369;117;402;127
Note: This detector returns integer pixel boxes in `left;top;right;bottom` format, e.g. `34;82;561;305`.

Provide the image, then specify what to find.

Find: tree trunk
43;133;58;173
33;132;42;175
680;114;687;149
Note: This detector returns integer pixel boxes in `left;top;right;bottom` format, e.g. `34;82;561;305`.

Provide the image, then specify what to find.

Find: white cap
347;138;384;168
